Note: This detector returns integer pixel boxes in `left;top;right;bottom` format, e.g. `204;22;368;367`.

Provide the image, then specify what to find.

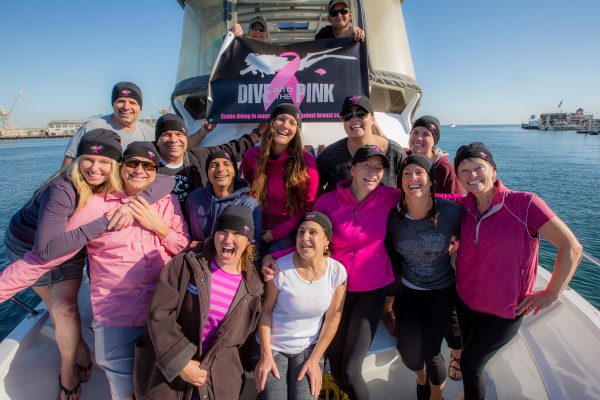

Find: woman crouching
134;205;263;400
254;211;347;399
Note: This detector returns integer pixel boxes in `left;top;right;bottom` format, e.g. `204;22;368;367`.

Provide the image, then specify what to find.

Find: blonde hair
251;118;309;216
35;157;123;213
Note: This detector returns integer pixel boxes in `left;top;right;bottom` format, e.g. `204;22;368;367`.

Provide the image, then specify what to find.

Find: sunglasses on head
250;25;266;32
329;8;350;17
342;110;369;122
124;159;157;171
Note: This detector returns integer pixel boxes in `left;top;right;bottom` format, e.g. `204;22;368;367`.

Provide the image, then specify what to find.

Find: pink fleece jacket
313;181;401;292
241;146;319;240
0;192;189;327
455;180;554;319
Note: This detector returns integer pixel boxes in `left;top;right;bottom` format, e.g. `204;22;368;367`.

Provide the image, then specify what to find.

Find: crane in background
0;89;24;135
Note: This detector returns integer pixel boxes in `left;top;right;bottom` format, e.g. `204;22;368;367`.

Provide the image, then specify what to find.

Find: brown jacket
133;249;263;400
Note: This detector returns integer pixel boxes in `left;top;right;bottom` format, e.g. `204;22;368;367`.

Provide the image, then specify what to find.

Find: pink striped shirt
202;260;242;351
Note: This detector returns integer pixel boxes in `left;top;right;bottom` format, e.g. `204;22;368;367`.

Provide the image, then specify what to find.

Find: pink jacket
455;180;555;319
314;181;401;292
0;192;189;327
241;146;319;240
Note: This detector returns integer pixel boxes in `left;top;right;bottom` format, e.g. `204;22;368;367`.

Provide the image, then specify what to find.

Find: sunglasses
329;8;350;17
342;110;369;122
250;25;266;32
124;159;157;171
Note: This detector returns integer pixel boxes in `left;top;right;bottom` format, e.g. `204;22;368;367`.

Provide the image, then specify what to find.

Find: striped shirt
202;260;242;351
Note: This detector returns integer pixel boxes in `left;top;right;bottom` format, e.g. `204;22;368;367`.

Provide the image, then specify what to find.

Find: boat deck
1;269;600;399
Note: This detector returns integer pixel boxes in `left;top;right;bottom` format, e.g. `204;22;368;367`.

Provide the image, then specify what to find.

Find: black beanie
77;129;123;162
412;115;441;144
205;150;238;179
340;95;373;116
123;141;160;165
111;82;143;108
302;211;333;240
154;113;187;142
400;154;435;184
270;103;302;127
215;205;254;240
454;142;496;172
351;145;390;169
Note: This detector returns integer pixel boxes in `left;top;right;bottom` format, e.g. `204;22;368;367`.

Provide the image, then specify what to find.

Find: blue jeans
92;322;144;400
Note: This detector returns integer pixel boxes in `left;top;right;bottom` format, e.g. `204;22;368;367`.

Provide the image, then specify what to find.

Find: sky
1;0;599;127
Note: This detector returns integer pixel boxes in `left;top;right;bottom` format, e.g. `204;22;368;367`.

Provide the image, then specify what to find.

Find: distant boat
449;123;456;128
521;114;540;130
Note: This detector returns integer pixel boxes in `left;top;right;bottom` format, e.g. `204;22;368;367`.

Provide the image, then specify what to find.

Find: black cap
454;142;497;172
340;95;373;116
215;205;254;241
249;15;267;29
111;82;143;108
123;141;160;166
77;129;123;162
155;113;187;142
302;211;333;240
270;103;302;127
328;0;350;11
351;145;390;169
412;115;441;144
205;150;238;179
400;154;435;184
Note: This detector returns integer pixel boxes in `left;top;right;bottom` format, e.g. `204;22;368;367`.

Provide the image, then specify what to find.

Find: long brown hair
251;117;309;216
399;184;439;227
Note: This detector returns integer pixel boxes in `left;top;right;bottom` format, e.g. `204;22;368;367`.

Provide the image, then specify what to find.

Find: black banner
207;36;369;123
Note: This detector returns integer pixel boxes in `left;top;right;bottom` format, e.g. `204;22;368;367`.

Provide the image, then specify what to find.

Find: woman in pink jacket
312;145;401;400
241;103;319;255
0;142;189;400
453;142;581;400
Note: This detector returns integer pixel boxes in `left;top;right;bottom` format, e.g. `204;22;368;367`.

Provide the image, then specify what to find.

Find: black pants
394;284;456;385
327;288;386;400
445;307;463;350
457;299;523;400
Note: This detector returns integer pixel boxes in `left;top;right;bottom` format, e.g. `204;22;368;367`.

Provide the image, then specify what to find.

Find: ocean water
0;127;599;340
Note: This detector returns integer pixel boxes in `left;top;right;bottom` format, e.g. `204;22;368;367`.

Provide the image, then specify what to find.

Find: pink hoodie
242;146;319;240
314;181;401;292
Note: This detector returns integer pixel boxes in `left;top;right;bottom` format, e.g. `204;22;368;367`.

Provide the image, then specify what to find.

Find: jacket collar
463;179;507;217
335;179;382;206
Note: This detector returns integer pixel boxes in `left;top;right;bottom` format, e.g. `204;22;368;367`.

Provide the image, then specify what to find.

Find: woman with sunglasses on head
133;205;262;400
2;130;173;400
452;142;580;400
241;103;319;255
316;95;406;193
385;155;461;400
253;211;346;400
1;142;188;400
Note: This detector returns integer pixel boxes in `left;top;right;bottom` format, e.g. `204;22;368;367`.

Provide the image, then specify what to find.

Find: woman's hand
262;230;274;243
127;196;170;239
254;354;280;393
517;289;559;316
106;204;134;230
261;255;280;282
297;357;323;398
179;360;208;387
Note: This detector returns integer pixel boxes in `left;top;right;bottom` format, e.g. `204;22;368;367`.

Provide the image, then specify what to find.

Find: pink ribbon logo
264;52;303;111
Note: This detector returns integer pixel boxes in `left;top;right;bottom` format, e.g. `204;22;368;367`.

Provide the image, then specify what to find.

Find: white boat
449;124;457;128
2;1;600;399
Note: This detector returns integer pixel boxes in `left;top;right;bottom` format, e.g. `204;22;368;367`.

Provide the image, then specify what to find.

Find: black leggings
327;288;386;400
445;307;463;350
394;284;456;385
457;299;523;400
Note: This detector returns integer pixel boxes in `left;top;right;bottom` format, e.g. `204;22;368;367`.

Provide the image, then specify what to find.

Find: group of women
0;95;582;400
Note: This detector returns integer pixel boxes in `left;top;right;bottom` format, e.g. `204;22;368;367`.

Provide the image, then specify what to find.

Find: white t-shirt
267;253;347;355
64;114;154;158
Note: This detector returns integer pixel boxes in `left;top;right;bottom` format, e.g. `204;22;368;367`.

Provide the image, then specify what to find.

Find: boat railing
582;250;600;269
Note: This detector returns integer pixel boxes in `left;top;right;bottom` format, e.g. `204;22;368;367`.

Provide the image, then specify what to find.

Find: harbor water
1;126;599;340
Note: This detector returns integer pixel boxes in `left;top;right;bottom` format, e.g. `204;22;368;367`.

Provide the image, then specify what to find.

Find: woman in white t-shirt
254;211;347;399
